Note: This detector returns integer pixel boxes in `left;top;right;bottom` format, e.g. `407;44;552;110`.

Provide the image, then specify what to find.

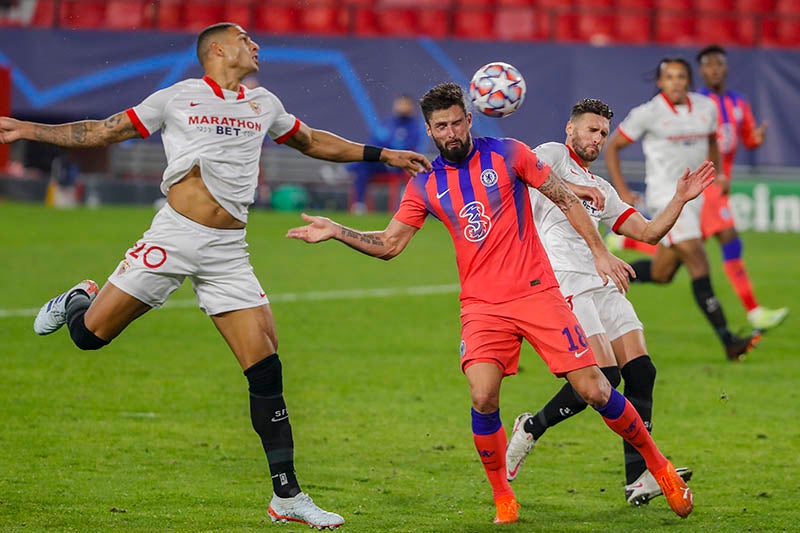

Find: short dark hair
656;57;693;88
696;44;727;63
570;98;613;120
419;82;467;123
196;22;237;66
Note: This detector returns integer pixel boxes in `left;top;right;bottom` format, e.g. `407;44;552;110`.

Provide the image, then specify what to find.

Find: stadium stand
3;0;797;47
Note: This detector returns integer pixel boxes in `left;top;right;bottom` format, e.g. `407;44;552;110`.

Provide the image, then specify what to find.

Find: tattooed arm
0;111;140;147
286;213;418;260
537;172;635;291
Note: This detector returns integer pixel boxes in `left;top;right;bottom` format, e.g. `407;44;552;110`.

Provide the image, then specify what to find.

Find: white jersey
616;92;716;211
530;142;636;279
127;76;299;222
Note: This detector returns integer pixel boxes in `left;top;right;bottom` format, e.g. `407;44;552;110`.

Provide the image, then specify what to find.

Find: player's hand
675;160;716;202
0;117;26;144
286;213;337;243
594;251;635;293
753;121;768;145
383;149;432;177
568;183;605;211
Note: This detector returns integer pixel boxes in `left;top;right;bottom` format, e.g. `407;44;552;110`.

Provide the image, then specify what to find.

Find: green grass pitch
0;202;798;532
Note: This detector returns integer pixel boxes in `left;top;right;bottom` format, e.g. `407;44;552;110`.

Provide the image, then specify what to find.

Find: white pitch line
0;283;460;319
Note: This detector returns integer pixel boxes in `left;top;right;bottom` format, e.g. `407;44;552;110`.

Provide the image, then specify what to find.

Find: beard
435;135;471;163
573;143;600;163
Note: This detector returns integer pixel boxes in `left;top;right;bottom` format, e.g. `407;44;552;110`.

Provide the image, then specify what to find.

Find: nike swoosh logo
270;415;288;422
574;348;589;358
508;464;522;478
189;102;201;107
436;188;450;199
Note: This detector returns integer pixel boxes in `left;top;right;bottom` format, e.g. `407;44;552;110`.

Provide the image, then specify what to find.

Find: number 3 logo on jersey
459;201;492;242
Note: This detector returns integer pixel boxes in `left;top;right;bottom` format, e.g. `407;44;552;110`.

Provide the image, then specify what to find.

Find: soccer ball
468;62;527;118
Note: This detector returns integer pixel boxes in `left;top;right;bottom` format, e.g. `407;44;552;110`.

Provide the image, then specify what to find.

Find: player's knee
68;317;109;351
244;353;282;397
471;391;500;413
572;369;611;408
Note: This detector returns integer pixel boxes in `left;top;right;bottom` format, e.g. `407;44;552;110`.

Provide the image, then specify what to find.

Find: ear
467;112;473;128
565;120;573;137
425;122;432;137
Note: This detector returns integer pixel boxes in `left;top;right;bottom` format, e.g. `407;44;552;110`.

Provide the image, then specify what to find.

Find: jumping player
0;23;430;529
287;83;693;524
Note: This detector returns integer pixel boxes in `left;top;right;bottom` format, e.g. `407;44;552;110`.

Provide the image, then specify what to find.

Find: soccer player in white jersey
505;98;713;507
0;22;431;529
604;58;759;361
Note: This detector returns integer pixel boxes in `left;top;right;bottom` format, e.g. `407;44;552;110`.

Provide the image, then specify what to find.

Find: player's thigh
84;282;152;340
610;329;648;367
514;289;598;377
650;244;682;283
211;304;278;370
567;289;615;367
460;311;523;377
594;286;643;345
672;238;710;278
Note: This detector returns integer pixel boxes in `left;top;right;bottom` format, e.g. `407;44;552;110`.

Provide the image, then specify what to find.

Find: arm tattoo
71;123;87;144
341;226;385;247
538;174;581;212
31;111;137;148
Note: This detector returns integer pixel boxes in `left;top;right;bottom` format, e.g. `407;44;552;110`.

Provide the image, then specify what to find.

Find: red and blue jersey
698;88;760;177
395;136;557;305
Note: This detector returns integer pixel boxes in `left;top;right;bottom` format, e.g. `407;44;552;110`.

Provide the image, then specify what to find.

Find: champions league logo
480;169;498;187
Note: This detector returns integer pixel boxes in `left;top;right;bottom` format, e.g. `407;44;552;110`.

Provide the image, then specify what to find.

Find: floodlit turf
0;202;798;532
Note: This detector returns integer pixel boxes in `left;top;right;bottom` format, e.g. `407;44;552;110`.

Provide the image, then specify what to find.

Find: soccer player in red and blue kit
696;45;788;331
287;82;693;524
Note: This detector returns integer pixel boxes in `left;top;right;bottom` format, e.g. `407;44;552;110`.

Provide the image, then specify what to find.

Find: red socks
723;258;759;311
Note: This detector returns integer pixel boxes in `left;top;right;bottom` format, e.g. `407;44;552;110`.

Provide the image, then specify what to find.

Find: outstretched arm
283;122;431;177
616;160;716;244
0;111;140;147
537;173;635;292
286;213;418;260
604;131;640;206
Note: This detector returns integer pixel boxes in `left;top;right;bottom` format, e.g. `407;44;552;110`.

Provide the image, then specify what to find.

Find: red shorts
701;181;736;239
460;288;598;378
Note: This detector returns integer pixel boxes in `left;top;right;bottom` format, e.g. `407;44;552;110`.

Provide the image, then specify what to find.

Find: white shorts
107;204;268;315
556;271;643;341
647;194;703;246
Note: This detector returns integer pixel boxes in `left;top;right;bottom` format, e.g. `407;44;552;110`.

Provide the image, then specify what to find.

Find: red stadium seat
615;0;653;7
614;14;651;43
495;7;547;41
415;8;451;38
694;0;735;13
453;10;497;40
225;2;253;28
774;18;800;45
106;0;150;31
575;14;614;44
775;0;800;13
574;0;613;8
497;0;534;5
695;15;742;45
375;8;418;36
653;0;691;9
654;13;694;44
156;0;185;31
59;1;106;29
184;2;225;31
30;0;56;27
299;6;347;35
735;0;775;12
252;5;298;34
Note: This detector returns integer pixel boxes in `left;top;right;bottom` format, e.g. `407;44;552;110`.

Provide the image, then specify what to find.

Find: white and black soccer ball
468;62;527;118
